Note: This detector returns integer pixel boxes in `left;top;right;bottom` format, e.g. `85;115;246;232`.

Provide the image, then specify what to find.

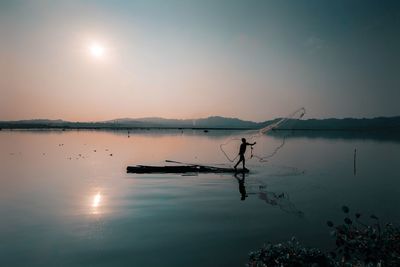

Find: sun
88;42;105;58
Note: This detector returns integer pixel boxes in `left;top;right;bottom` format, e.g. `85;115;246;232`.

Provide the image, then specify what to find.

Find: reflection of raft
127;165;249;174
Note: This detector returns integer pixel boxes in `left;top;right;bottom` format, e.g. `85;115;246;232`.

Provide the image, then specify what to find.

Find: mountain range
0;116;399;131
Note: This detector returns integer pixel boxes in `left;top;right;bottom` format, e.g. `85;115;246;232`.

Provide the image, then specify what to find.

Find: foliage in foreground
248;206;400;267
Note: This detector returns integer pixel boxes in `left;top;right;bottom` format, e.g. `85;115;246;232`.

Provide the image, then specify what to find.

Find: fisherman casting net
219;107;306;163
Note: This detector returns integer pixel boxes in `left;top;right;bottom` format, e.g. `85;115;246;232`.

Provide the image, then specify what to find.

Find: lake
0;129;399;266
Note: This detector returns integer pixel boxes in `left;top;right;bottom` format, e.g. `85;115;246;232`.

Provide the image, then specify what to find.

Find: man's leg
234;158;242;169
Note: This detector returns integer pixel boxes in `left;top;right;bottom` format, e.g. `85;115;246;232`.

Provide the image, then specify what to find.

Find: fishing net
240;177;304;217
257;189;304;217
220;108;306;163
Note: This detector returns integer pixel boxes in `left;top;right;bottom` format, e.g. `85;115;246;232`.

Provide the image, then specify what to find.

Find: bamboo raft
126;165;249;174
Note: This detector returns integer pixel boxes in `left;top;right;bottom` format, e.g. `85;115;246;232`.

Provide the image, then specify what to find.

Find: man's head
241;138;246;143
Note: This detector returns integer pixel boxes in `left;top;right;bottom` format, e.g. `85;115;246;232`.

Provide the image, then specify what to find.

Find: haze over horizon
1;0;399;122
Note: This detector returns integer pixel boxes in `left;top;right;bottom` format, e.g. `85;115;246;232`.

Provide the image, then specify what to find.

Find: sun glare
89;42;105;58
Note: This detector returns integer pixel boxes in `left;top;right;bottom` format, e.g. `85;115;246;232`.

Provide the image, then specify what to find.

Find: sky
0;0;399;122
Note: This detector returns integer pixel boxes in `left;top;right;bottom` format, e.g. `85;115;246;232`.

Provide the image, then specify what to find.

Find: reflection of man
234;173;248;201
234;138;256;171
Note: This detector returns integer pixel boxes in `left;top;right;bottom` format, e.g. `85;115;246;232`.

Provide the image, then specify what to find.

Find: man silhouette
234;138;256;171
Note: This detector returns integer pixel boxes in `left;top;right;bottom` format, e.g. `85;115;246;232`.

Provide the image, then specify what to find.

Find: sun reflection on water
93;192;101;207
91;192;102;214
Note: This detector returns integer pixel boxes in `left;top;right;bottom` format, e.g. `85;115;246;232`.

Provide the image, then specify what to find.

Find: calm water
0;129;399;266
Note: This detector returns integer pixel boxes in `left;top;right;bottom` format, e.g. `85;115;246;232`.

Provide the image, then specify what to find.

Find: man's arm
246;142;256;146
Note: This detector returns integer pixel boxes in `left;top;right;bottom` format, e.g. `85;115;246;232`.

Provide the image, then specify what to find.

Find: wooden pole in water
353;148;357;176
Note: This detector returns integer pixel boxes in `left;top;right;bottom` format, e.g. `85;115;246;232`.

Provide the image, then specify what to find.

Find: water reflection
93;192;101;207
1;129;400;267
234;172;248;201
233;173;304;217
257;185;304;217
269;129;400;143
90;192;102;214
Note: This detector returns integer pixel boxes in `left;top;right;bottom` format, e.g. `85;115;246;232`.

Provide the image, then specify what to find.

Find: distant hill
102;116;258;128
0;116;399;131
